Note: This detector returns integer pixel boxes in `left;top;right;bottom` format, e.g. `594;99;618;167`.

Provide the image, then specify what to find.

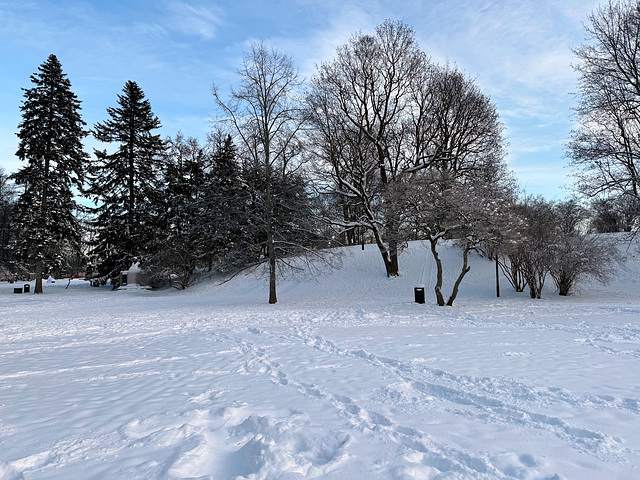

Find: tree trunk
429;237;446;306
526;272;545;299
266;170;277;304
501;255;527;292
388;238;399;277
446;248;471;306
378;245;396;278
495;257;500;298
556;272;572;296
268;246;277;304
342;203;356;245
370;222;398;277
536;271;546;299
34;260;43;294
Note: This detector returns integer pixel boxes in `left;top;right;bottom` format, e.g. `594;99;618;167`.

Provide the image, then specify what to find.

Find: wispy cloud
235;0;378;80
298;4;377;76
413;1;589;112
166;2;223;40
0;0;604;199
131;21;168;39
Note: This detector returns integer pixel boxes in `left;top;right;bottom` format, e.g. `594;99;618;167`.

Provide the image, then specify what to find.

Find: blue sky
0;0;600;199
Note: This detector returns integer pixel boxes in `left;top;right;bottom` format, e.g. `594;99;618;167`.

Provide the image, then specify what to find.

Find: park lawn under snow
1;239;640;479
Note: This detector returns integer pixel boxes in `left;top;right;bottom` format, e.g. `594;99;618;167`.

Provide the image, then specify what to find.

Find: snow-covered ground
1;239;639;479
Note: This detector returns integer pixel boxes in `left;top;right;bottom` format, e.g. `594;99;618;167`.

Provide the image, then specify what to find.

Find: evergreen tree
0;168;16;281
147;133;209;288
10;54;88;293
194;134;250;272
86;80;166;285
241;159;329;281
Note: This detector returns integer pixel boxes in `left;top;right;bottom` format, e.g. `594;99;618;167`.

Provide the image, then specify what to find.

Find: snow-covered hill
192;235;639;306
1;239;639;479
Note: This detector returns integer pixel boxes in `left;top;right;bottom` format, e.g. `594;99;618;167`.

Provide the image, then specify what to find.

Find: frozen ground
1;239;639;479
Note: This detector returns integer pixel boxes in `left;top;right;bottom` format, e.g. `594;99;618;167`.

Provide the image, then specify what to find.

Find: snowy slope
1;240;640;479
192;241;499;306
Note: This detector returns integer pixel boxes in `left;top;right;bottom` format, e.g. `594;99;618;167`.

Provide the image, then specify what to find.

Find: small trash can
414;286;425;304
23;284;30;293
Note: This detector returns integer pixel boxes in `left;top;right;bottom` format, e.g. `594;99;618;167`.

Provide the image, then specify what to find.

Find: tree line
1;8;637;304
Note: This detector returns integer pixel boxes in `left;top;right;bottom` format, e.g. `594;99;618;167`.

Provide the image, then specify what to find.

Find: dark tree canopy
10;54;88;293
147;133;249;289
549;200;618;296
0;168;16;281
145;133;209;289
194;134;249;273
86;80;166;285
589;196;638;233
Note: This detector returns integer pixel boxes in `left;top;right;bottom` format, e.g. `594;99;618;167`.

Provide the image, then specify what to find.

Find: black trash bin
414;286;425;304
23;284;30;293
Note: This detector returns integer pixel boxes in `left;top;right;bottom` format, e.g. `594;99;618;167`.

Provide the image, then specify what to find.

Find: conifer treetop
14;53;87;188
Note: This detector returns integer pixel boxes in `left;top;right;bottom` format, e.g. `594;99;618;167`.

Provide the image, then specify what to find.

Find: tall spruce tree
10;54;87;294
86;80;166;285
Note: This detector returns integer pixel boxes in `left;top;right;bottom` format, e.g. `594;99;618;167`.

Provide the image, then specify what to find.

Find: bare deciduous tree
550;200;618;296
307;22;505;282
499;254;528;293
213;41;306;304
569;0;640;227
504;198;618;298
405;164;514;306
510;197;557;299
307;20;427;277
589;195;639;233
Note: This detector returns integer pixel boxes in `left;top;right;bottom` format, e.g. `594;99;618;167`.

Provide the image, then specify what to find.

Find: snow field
1;240;639;479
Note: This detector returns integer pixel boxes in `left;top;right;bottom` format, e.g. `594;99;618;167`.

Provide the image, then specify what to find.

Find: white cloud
249;1;378;80
131;22;168;39
167;2;223;40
